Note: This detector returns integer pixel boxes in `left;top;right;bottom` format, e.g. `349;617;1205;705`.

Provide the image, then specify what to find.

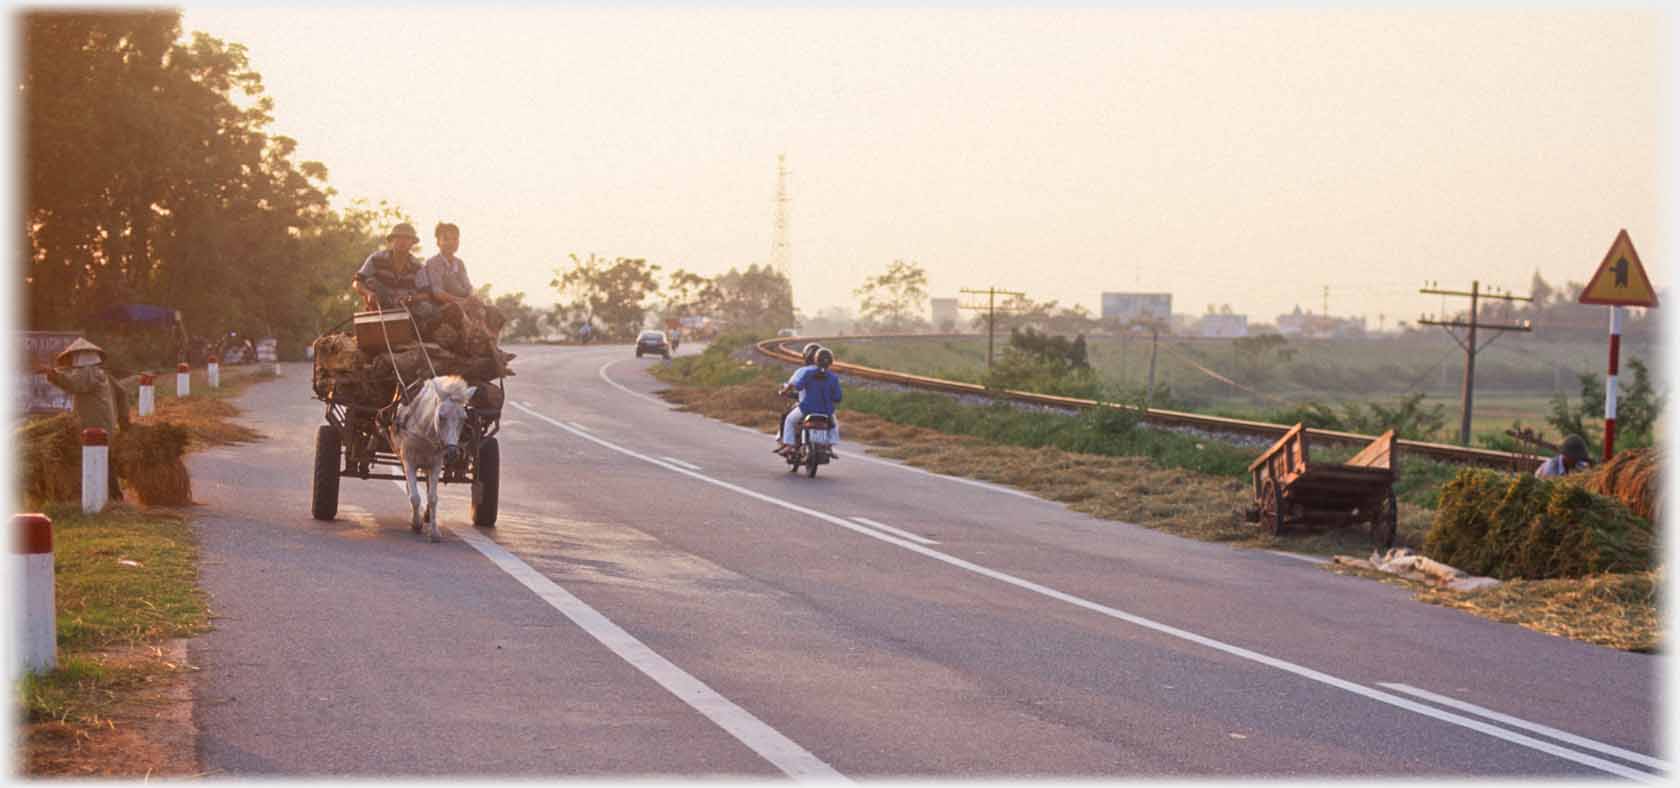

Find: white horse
388;375;476;542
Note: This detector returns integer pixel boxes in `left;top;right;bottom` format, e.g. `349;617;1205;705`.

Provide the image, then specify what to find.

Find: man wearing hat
40;338;128;500
1535;434;1592;479
352;222;425;312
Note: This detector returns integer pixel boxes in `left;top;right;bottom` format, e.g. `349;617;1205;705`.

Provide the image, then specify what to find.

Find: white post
81;428;109;514
273;360;283;377
207;356;220;389
176;362;190;397
138;373;155;416
13;513;56;677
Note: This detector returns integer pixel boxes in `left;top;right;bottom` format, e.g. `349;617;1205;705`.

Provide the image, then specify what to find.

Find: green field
821;332;1660;448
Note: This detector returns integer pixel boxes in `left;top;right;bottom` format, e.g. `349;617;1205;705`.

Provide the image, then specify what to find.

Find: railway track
756;336;1533;468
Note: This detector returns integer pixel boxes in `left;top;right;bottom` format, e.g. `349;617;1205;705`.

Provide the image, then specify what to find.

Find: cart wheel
471;437;499;528
1263;479;1285;537
1374;489;1398;550
311;425;340;521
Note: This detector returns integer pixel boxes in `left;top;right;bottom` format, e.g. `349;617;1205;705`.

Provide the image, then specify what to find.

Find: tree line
22;11;405;363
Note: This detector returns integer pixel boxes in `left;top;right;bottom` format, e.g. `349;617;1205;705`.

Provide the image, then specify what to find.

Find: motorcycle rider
777;347;842;458
774;344;823;454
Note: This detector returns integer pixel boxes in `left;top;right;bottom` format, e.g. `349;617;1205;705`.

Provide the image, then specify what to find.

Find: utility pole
1322;285;1329;318
1419;281;1533;445
959;287;1025;369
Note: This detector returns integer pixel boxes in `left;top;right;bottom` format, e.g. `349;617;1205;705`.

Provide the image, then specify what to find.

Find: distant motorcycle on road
778;385;834;477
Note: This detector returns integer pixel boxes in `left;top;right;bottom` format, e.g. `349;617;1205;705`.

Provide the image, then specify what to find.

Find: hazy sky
178;7;1665;326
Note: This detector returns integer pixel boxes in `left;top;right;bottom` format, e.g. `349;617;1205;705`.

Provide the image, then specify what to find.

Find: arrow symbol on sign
1614;258;1629;287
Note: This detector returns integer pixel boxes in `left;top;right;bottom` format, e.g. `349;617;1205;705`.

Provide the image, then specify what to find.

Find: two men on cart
351;221;504;349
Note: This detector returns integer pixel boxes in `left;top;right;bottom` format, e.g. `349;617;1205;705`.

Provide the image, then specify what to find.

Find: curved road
185;343;1663;779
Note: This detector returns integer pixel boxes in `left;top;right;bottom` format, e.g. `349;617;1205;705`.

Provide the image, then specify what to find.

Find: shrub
1425;468;1654;579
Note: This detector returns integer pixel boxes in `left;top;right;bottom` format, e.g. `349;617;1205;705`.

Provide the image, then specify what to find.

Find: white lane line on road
567;421;593;433
1266;550;1328;565
511;400;1661;782
850;517;938;545
382;480;844;782
662;456;703;471
598;358;678;409
597;360;1046;503
1378;683;1668;772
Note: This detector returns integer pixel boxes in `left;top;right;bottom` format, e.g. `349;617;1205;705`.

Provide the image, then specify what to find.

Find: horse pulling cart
1247;423;1398;549
309;309;506;530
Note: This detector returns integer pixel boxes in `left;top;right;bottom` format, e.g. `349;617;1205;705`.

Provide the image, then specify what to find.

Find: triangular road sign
1579;229;1658;308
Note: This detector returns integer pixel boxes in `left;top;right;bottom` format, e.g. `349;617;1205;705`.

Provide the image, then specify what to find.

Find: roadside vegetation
654;337;1659;653
14;363;270;775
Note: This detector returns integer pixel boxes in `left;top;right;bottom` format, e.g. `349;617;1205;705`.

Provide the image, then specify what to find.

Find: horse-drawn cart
309;309;505;530
1247;423;1398;548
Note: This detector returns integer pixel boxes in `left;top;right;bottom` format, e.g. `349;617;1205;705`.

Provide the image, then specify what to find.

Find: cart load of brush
310;309;515;413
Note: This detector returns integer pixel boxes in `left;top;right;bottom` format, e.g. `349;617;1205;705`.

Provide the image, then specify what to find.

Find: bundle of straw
1425;468;1654;580
1584;448;1661;524
18;413;82;504
112;421;192;505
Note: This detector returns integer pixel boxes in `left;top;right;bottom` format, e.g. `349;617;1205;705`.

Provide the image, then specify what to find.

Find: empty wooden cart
1248;424;1398;548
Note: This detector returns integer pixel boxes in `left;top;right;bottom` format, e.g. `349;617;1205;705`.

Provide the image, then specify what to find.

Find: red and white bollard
207;354;220;390
273;359;283;377
176;362;191;397
82;428;109;514
13;513;56;676
138;372;155;416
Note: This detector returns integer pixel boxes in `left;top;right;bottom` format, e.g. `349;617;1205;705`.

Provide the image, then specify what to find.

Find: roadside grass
654;347;1655;652
15;365;268;775
14;504;210;773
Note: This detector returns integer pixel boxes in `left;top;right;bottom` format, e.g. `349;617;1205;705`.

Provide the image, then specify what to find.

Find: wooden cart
1247;424;1398;548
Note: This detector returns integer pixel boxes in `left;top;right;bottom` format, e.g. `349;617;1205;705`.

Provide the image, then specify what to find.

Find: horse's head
431;377;478;465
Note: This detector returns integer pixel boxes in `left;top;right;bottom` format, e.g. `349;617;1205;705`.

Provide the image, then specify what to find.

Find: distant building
1101;292;1172;324
930;297;960;331
1276;305;1365;338
1197;313;1249;337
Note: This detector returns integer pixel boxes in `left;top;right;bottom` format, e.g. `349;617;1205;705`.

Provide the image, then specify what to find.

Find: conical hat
55;337;106;366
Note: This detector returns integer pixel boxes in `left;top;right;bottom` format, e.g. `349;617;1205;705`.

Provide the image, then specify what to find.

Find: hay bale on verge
1583;448;1661;523
1425;468;1654;580
112;422;192;505
18;413;82;504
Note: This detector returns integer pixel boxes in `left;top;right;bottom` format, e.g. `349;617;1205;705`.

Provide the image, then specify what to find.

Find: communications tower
770;154;792;294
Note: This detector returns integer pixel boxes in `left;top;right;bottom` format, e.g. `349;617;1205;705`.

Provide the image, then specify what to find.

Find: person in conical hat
41;337;128;500
352;221;424;311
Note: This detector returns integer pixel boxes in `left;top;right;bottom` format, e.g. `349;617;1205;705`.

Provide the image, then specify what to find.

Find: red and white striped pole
1604;306;1623;462
13;513;56;676
138;372;155;416
207;354;220;389
82;427;109;514
176;361;191;397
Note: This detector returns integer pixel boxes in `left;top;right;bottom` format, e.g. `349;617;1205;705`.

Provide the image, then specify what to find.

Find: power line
958;287;1026;369
1417;280;1533;446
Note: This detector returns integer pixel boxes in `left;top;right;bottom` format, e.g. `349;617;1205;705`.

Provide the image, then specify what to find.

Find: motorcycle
778;385;834;477
785;413;834;477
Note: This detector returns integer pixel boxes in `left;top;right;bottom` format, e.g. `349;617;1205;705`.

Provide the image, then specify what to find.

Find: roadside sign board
19;331;82;414
1578;229;1658;307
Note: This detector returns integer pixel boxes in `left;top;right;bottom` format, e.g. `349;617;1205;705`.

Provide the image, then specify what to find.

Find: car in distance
635;330;672;360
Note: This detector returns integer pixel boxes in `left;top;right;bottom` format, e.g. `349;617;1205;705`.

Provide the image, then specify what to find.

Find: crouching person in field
776;347;842;458
41;338;128;501
1535;434;1592;479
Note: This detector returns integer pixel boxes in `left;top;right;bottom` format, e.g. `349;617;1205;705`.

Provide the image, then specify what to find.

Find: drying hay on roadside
1583;448;1661;524
1425;468;1654;580
112;422;192;505
19;413;82;505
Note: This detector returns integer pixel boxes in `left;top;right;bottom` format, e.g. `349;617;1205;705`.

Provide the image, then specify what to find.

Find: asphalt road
186;343;1665;779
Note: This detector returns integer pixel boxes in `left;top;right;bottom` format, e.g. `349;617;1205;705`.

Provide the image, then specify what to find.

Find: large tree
854;259;929;333
712;264;794;333
551;254;662;340
22;10;365;358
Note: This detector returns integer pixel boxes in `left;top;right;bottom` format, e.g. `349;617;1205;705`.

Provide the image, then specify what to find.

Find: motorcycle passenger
777;347;842;458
